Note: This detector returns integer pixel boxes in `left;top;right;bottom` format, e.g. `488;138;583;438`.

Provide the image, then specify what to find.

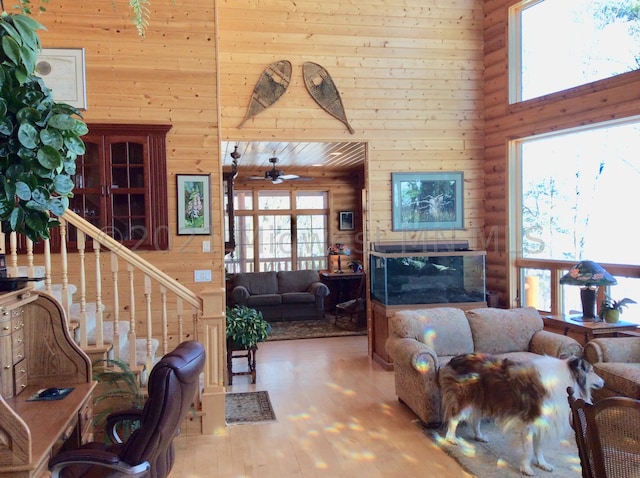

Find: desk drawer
13;358;28;395
79;399;94;444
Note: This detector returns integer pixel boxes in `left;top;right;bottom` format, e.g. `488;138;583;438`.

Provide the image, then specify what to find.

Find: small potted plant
226;305;271;349
348;259;363;273
599;295;637;323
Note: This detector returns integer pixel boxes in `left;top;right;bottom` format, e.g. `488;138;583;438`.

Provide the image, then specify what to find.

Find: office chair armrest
106;407;143;444
49;448;150;478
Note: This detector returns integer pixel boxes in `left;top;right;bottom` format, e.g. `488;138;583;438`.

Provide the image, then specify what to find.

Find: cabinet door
69;133;107;242
106;135;149;246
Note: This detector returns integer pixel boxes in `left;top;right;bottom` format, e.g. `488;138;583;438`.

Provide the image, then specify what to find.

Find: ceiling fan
248;157;312;184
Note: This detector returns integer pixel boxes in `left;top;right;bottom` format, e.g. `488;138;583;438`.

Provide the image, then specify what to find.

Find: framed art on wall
35;48;87;109
392;172;464;231
177;174;211;235
339;211;355;230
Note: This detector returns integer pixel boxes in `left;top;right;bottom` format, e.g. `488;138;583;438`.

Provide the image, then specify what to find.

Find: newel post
198;287;227;434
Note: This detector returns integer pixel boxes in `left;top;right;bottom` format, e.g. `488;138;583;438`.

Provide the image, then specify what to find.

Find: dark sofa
230;270;330;321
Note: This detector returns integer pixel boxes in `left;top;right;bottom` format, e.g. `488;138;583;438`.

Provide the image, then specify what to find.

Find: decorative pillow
466;307;543;354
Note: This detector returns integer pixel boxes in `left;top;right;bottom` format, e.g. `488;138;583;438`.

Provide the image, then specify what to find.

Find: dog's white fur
439;353;604;476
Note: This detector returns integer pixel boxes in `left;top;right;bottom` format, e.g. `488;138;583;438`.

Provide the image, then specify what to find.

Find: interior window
227;190;328;273
510;0;640;103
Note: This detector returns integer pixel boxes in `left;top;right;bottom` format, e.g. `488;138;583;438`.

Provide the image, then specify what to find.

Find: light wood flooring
171;336;471;477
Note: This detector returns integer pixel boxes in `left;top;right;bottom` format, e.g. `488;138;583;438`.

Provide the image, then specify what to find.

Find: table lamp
559;260;617;322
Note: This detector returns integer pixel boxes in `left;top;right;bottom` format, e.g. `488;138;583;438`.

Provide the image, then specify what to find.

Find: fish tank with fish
369;242;486;307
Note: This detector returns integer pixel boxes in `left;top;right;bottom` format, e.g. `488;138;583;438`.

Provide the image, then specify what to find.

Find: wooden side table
226;339;257;385
320;271;365;313
542;314;639;345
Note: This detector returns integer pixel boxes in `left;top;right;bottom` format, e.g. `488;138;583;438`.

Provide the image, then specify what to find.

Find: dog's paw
519;464;535;476
535;462;553;472
473;433;488;443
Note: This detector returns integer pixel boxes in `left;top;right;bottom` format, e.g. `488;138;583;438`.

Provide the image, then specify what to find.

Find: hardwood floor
171;336;470;477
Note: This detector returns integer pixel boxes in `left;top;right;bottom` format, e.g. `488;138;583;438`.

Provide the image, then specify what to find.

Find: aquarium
369;246;486;306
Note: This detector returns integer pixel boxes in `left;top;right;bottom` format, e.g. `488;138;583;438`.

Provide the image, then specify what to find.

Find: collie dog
439;353;604;476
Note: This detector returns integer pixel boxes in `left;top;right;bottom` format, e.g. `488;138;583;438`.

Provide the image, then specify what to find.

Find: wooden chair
49;340;206;478
567;386;640;478
334;274;366;326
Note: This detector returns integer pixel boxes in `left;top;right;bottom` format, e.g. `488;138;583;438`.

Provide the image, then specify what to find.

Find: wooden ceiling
221;141;366;175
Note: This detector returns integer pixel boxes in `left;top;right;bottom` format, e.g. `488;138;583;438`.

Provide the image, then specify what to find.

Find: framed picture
339;211;355;230
392;172;464;230
35;48;87;109
177;174;212;235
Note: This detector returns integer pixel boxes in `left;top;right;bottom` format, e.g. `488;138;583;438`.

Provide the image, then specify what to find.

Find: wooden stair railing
0;209;227;435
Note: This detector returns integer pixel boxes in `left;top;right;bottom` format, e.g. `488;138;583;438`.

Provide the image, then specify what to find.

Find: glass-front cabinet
369;242;487;370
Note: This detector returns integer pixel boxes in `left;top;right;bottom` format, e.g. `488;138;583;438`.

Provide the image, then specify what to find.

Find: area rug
421;420;582;478
225;391;276;425
266;315;366;341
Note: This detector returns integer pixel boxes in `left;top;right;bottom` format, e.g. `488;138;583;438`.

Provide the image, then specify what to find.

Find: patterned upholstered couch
584;337;640;400
230;270;329;321
385;306;583;427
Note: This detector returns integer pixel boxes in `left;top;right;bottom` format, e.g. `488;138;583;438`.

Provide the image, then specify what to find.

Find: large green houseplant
0;11;87;242
226;305;271;348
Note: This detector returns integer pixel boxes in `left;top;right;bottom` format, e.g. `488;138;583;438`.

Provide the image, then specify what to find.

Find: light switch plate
194;270;212;282
202;240;210;253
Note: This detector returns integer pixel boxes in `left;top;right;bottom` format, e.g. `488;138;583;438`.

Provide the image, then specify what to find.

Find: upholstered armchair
386;307;582;427
49;340;206;478
583;336;640;400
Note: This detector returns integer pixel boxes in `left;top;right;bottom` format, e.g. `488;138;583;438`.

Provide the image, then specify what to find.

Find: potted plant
226;305;271;349
0;12;88;242
599;295;637;323
347;259;363;273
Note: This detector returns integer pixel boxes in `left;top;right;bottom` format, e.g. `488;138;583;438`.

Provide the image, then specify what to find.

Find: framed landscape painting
177;174;211;235
392;172;464;231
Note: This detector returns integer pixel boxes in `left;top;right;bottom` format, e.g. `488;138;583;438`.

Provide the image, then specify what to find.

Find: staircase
1;209;227;433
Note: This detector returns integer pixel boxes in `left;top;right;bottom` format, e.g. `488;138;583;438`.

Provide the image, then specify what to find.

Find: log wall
484;0;640;306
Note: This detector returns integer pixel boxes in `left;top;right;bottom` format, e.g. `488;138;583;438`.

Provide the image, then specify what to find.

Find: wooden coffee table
542;314;639;345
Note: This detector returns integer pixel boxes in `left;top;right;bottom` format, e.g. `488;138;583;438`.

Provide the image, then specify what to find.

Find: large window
510;0;640;103
516;119;640;322
226;190;328;272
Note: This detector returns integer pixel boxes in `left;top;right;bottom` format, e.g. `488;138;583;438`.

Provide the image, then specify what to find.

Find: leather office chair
567;386;640;478
49;340;206;478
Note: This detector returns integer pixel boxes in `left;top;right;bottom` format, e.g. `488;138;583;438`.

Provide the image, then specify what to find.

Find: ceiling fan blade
280;174;300;180
247;176;266;180
272;178;284;184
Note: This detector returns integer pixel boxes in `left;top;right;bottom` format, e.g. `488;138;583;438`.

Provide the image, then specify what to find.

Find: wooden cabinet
0;289;96;477
18;123;172;254
69;123;172;251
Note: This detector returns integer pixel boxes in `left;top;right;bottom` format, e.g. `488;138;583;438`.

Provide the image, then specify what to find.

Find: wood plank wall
484;0;640;307
34;0;222;293
218;0;487;251
30;0;486;311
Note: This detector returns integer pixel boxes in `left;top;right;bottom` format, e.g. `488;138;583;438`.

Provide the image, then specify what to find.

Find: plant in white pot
599;295;636;323
0;11;87;242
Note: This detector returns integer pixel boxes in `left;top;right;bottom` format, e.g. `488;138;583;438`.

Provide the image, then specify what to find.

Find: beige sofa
583;336;640;400
385;306;583;427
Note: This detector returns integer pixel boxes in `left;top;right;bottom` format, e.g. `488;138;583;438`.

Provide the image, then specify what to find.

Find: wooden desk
320;271;364;313
0;289;94;477
542;314;639;345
